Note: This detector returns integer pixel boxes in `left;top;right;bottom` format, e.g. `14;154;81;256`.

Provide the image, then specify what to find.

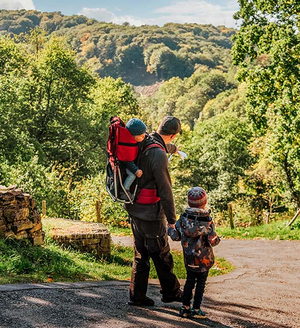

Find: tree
0;37;33;163
178;111;253;211
232;0;300;207
20;35;97;174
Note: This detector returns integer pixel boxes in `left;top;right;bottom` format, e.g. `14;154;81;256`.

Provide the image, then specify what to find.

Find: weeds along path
112;236;300;327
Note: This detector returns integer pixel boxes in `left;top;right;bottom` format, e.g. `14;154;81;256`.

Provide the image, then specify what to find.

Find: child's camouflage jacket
168;208;220;272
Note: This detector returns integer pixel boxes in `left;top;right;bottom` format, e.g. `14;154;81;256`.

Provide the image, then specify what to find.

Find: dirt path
0;237;299;328
112;236;300;327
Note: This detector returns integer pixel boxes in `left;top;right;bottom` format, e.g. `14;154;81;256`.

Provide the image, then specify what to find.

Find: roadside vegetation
0;218;233;285
109;219;300;240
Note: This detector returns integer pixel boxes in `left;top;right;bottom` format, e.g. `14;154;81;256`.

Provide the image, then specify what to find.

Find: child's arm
168;220;181;241
207;221;220;247
125;161;139;174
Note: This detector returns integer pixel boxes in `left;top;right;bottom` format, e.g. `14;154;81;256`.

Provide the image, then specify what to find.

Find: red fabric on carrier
116;126;139;162
107;117;138;164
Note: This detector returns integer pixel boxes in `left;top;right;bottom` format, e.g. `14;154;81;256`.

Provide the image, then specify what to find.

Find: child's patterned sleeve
168;226;181;241
168;220;181;241
207;221;221;247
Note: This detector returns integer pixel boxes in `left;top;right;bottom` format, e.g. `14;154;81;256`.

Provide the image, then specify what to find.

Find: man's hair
157;116;182;135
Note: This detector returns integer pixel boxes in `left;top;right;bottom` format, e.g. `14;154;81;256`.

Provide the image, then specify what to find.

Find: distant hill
0;9;236;86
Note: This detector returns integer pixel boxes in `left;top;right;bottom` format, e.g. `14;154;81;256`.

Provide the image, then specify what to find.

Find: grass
150;251;233;279
108;225;133;236
0;218;234;285
216;220;300;240
110;219;300;240
0;237;134;285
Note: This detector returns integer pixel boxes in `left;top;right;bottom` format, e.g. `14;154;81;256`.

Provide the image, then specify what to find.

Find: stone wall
0;186;44;245
51;219;110;257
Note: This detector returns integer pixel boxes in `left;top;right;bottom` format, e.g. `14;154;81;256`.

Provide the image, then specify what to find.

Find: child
120;118;147;199
168;186;220;318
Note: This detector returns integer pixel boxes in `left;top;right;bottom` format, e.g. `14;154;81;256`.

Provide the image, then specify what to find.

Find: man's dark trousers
130;216;181;301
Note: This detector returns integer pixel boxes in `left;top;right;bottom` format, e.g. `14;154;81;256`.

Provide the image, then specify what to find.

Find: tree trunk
283;154;300;208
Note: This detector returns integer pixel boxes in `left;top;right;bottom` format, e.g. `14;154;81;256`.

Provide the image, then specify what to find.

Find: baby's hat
126;118;147;136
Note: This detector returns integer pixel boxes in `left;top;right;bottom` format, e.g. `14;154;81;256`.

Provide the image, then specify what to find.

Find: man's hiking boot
128;297;155;306
179;305;191;318
161;289;183;303
190;308;206;319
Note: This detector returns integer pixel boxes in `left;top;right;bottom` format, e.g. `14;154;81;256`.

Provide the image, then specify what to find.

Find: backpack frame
106;117;165;205
106;116;139;204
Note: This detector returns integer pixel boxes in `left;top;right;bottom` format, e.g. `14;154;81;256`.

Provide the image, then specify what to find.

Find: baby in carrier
120;118;147;200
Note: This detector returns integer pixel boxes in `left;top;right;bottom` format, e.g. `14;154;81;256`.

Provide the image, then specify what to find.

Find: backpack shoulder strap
135;137;166;198
141;135;166;154
142;142;165;154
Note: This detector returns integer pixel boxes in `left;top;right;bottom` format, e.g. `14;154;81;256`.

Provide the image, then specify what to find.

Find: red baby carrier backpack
106;116;139;204
106;116;166;205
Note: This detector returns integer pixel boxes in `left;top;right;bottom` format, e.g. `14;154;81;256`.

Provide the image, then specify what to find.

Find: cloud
153;0;239;27
79;7;144;26
0;0;35;10
79;0;239;28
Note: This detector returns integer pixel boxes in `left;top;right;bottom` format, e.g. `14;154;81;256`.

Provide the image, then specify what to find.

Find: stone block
30;231;44;246
28;222;42;234
14;231;28;240
0;224;6;236
12;220;34;233
3;207;18;221
51;220;111;257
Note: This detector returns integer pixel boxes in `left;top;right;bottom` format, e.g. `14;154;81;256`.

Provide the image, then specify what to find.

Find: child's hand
136;169;143;178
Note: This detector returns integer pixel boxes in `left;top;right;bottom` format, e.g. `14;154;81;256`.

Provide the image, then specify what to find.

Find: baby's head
187;187;207;209
126;118;147;142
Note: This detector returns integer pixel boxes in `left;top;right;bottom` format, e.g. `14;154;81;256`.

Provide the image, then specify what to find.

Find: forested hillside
0;9;235;85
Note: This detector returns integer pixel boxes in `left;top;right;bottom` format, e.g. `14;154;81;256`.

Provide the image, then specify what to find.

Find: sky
0;0;240;28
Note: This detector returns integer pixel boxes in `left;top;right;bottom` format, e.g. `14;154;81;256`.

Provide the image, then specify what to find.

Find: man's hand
168;223;175;229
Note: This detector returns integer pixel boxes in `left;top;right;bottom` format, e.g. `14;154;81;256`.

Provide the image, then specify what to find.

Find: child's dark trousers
182;270;209;309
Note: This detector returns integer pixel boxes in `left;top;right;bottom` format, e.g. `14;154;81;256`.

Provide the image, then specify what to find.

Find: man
125;116;183;306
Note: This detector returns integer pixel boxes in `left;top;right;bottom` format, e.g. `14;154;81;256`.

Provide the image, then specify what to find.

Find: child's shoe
191;308;206;319
179;305;190;318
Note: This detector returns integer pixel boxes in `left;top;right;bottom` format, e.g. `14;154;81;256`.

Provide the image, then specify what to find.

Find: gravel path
0;237;299;328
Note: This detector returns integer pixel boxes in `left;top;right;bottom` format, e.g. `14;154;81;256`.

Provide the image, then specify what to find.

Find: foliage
67;172;129;225
232;0;300;207
0;30;138;218
0;231;231;284
0;236;134;284
1;9;299;228
139;67;236;129
176;111;254;212
0;10;236;85
243;135;292;221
